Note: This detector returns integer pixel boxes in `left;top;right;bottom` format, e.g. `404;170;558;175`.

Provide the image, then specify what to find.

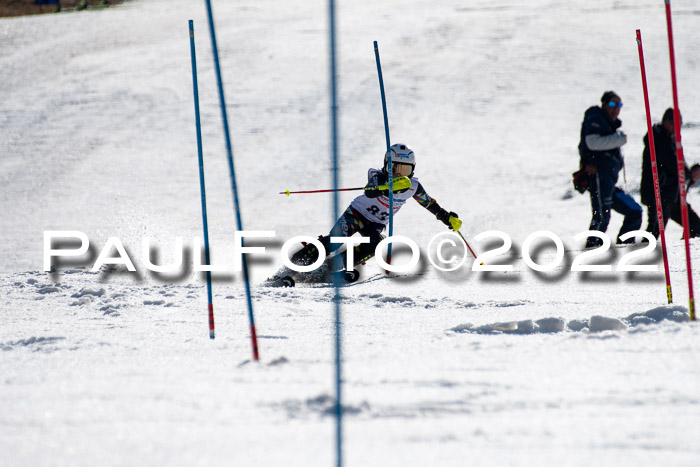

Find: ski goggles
607;101;623;109
392;162;414;177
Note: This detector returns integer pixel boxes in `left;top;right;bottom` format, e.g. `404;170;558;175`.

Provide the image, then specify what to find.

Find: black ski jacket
640;123;689;206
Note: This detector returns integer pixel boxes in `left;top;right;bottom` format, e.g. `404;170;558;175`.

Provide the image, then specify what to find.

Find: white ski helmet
384;143;416;177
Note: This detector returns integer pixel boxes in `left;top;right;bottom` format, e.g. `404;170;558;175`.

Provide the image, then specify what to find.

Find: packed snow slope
1;0;700;466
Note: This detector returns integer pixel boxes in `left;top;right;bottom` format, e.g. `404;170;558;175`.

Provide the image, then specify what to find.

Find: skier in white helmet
286;143;461;282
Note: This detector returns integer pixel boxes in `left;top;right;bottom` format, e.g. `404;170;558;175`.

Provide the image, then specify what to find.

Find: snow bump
589;316;627;332
449;305;690;336
625;305;689;326
0;336;66;352
71;287;106;298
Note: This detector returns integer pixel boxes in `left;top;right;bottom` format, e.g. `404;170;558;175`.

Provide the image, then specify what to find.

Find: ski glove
437;209;461;231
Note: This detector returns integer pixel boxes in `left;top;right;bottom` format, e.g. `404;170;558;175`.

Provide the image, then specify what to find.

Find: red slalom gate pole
664;0;695;320
636;30;673;304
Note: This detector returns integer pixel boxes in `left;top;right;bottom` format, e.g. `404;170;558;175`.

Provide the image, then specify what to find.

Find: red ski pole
280;177;412;196
280;187;364;196
636;29;673;304
665;0;695;320
456;230;478;260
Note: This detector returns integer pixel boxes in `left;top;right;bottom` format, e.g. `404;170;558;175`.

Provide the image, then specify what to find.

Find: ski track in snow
3;269;690;340
3;265;700;465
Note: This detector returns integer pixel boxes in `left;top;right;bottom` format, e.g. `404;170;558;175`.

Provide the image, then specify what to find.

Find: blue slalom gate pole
189;20;216;340
373;41;393;269
329;2;343;466
203;0;260;360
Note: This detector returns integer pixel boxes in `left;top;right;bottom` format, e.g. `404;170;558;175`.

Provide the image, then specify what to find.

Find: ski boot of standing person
289;143;462;280
578;91;642;248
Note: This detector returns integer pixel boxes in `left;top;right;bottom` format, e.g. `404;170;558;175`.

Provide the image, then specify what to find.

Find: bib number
366;205;389;221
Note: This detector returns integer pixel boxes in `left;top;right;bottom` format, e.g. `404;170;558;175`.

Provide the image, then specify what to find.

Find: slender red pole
279;187;364;196
636;30;673;304
664;1;695;320
456;230;479;260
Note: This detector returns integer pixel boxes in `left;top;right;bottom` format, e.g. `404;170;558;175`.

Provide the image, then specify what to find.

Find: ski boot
327;240;378;284
280;276;295;287
290;237;325;266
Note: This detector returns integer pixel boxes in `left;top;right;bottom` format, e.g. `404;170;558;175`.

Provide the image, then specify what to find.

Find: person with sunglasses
578;91;642;248
640;108;700;238
271;143;461;284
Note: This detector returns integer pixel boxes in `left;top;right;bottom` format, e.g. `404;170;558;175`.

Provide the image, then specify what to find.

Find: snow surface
2;0;700;465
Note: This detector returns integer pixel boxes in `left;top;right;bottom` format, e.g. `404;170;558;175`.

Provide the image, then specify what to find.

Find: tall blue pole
189;20;216;340
373;41;393;267
329;2;343;466
203;0;259;360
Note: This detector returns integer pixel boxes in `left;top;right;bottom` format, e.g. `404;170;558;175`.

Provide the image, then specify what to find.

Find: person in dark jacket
640;108;700;238
578;91;642;247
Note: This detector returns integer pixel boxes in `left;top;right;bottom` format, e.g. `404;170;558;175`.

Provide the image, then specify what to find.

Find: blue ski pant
588;172;642;243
